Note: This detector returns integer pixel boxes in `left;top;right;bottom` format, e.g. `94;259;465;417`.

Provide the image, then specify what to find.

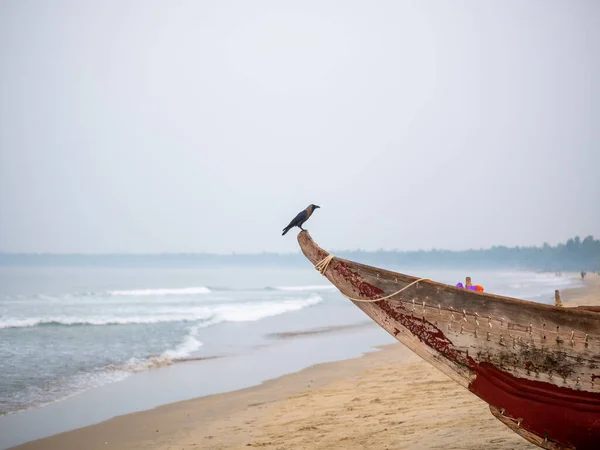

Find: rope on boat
313;255;593;348
314;254;335;275
347;278;430;303
314;254;429;303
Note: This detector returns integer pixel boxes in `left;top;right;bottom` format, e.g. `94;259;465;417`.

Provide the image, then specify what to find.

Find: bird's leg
299;226;305;231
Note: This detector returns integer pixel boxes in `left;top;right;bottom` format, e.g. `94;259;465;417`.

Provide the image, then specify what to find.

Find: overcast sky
0;1;598;254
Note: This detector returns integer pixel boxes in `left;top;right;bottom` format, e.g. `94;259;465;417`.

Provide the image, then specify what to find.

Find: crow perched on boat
282;204;320;235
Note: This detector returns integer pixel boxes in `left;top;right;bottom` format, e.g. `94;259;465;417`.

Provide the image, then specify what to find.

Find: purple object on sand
456;282;464;288
466;285;477;291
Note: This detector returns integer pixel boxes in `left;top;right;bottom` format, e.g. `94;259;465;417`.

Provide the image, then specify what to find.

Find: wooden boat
297;231;600;450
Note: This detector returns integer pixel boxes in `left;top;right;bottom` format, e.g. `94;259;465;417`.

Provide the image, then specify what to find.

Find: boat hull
297;231;600;450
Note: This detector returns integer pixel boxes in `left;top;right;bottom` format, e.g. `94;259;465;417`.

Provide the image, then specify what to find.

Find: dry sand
13;275;600;450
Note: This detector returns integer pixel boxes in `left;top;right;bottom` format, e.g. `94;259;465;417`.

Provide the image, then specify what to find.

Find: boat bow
297;231;600;450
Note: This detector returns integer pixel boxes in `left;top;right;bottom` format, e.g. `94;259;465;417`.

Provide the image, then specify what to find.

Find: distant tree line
0;235;598;271
336;235;600;271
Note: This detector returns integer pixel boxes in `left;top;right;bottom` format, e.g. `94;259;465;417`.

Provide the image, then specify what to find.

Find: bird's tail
282;226;291;236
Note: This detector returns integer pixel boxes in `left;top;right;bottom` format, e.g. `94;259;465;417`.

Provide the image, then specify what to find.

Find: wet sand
12;275;599;450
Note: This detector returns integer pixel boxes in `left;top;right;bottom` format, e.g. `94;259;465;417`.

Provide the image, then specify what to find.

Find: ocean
0;265;582;447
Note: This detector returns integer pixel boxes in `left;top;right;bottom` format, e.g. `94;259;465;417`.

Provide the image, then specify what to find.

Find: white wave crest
109;287;212;296
0;295;324;329
275;285;336;292
161;324;203;360
120;324;205;372
0;314;213;329
213;295;323;322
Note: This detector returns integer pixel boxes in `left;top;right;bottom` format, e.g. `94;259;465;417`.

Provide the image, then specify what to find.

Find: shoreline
9;275;600;450
1;321;395;449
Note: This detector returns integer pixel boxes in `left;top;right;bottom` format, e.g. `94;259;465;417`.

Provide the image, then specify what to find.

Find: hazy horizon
1;1;599;254
0;232;597;255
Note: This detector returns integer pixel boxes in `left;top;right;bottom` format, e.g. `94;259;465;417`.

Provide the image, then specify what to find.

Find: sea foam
0;295;323;329
274;285;336;292
109;286;212;296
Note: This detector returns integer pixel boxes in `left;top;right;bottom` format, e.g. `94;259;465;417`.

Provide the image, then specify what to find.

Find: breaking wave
0;295;323;329
109;287;212;296
273;285;336;292
120;323;205;370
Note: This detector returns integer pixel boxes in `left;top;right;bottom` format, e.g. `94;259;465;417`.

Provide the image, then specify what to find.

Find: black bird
282;204;320;235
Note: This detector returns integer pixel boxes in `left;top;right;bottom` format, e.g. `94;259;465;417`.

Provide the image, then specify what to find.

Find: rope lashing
315;254;335;275
314;254;429;303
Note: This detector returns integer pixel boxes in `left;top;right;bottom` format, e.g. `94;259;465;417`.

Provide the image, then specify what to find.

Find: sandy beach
12;275;600;450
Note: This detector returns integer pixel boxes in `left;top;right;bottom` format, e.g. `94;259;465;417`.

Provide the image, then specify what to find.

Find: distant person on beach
581;270;586;280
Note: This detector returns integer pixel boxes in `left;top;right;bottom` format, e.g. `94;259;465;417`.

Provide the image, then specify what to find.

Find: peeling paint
378;300;473;368
334;262;385;299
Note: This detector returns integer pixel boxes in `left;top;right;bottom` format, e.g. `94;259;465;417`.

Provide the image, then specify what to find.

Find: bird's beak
315;205;320;209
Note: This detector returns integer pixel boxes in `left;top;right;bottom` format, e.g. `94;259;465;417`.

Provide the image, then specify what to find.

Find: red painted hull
471;362;600;449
